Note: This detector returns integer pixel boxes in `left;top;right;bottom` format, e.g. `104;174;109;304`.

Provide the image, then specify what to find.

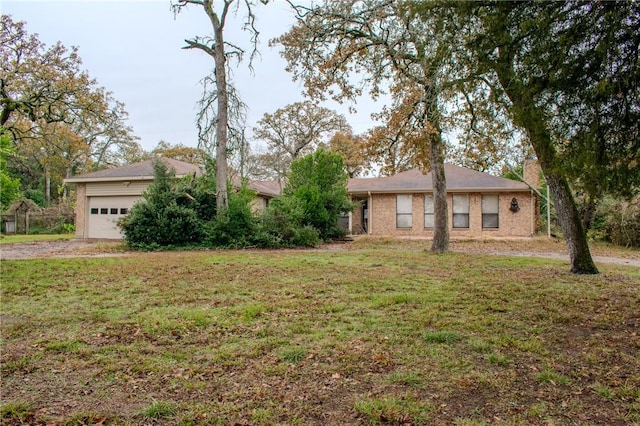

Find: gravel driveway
1;239;638;267
0;239;124;260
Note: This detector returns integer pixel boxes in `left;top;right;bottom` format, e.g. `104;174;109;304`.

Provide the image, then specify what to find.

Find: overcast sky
2;0;384;151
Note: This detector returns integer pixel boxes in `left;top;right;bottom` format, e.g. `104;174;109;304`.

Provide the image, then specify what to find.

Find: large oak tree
2;15;139;204
1;15;91;129
411;1;639;273
276;0;455;253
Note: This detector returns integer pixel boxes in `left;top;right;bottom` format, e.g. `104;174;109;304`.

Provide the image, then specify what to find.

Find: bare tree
172;0;268;212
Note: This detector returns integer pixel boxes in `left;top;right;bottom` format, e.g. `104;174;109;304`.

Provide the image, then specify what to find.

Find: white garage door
87;196;140;239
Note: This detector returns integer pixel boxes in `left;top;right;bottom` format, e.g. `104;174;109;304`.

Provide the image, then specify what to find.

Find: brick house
347;164;537;238
66;159;538;239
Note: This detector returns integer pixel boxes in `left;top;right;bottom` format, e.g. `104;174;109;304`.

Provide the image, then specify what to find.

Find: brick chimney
523;159;542;189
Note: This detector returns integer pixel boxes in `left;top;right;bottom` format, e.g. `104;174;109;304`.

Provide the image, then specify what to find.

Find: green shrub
122;200;203;248
206;184;258;248
254;196;320;248
120;159;205;248
282;149;353;241
0;131;22;210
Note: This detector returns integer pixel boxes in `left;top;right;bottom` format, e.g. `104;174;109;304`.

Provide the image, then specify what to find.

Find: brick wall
74;183;87;239
367;191;534;238
523;160;542;189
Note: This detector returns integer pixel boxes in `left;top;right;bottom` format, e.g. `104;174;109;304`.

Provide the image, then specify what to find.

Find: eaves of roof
347;164;530;194
64;175;156;183
64;158;202;183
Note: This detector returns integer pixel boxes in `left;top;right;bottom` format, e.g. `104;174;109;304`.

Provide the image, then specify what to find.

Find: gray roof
64;158;202;183
248;180;282;197
348;164;529;194
65;161;526;194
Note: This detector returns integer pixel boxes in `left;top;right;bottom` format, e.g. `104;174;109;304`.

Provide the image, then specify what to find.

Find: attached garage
65;158;201;239
86;195;140;239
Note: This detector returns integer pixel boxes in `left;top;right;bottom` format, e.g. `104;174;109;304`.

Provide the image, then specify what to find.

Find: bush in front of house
283;148;354;241
252;195;320;248
205;183;258;248
120;159;205;249
120;151;353;250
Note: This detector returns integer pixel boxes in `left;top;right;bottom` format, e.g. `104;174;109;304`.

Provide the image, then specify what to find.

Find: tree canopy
408;0;639;273
1;15;140;206
275;0;455;253
252;101;350;182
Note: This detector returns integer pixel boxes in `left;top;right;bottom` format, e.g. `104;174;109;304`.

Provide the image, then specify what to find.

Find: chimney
523;159;542;189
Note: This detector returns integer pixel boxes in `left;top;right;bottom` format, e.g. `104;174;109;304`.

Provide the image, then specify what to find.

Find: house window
100;208;108;215
120;208;129;215
110;208;118;215
396;194;412;228
90;208;99;215
452;194;469;228
482;195;499;228
424;194;434;228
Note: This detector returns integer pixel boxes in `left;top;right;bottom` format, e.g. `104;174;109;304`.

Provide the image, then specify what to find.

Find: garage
64;158;202;239
87;196;140;239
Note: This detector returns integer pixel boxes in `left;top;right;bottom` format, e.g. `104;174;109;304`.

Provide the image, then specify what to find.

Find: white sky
2;0;384;151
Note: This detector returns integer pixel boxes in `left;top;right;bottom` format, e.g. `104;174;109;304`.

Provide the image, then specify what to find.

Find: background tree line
2;3;638;261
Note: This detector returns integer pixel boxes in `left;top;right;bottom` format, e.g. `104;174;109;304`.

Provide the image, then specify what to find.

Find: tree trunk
545;173;598;273
430;133;449;254
204;0;228;213
494;56;598;274
214;39;228;212
580;196;598;231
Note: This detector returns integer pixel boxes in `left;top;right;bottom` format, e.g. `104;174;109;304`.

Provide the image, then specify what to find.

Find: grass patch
536;368;570;385
1;239;639;424
0;233;74;244
43;339;85;353
592;382;615;399
139;400;177;419
0;401;34;423
278;346;307;364
387;371;422;387
486;352;511;366
354;396;433;424
423;331;460;344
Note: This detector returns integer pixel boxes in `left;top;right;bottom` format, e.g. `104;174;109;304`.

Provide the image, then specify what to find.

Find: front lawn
1;241;638;425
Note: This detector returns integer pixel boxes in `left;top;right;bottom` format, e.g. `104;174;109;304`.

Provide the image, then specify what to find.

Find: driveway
1;239;638;267
0;239;125;260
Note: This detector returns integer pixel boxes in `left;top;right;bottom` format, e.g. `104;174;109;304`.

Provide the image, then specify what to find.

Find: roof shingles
65;158;201;182
348;164;529;193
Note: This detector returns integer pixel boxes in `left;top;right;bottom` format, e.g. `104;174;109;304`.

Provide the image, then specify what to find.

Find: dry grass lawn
1;238;639;425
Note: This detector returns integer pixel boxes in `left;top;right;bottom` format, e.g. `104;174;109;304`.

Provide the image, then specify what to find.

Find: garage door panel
87;196;140;239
